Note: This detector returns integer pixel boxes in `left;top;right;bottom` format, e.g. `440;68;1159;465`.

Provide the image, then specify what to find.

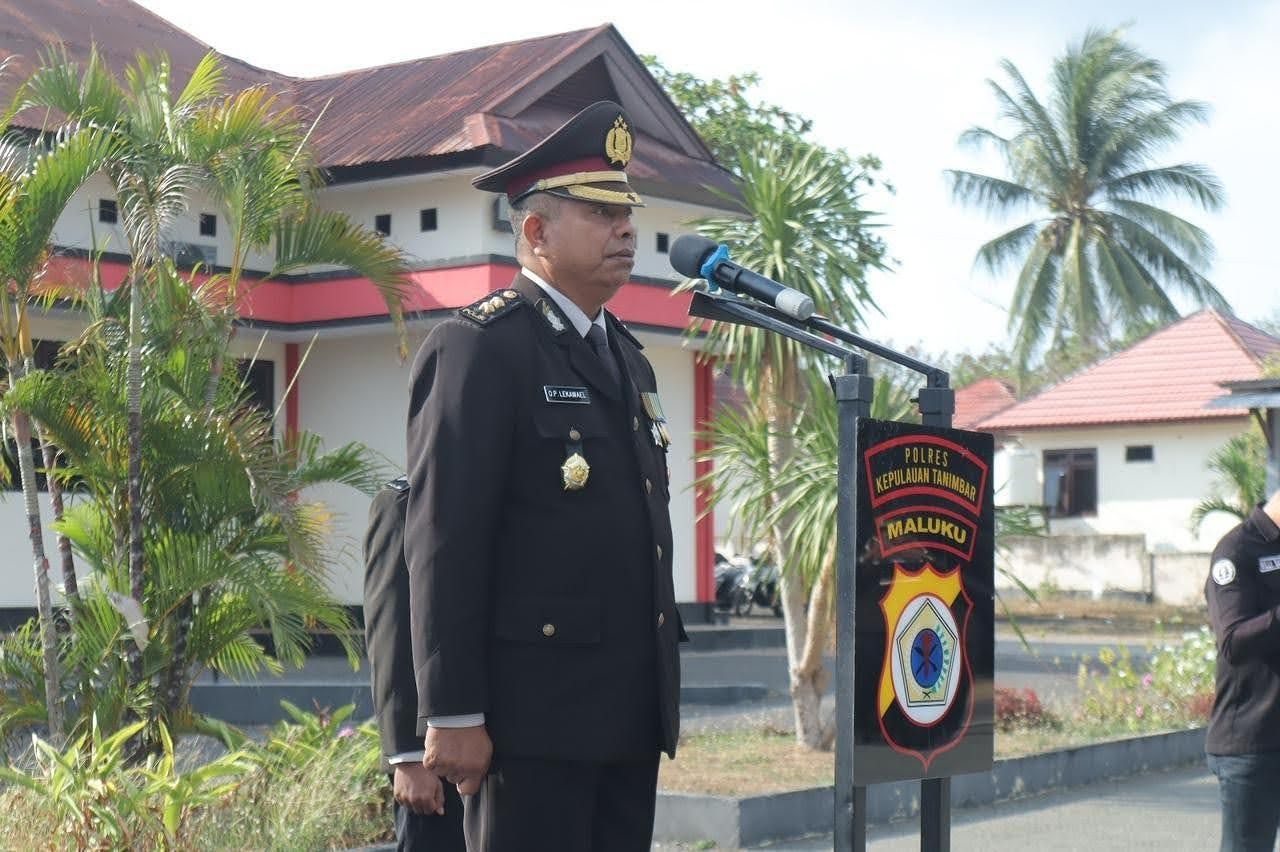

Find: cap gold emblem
605;116;633;167
561;453;590;491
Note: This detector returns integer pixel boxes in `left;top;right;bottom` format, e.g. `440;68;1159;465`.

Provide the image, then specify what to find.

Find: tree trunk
760;357;833;749
39;435;78;606
126;275;146;688
12;407;64;745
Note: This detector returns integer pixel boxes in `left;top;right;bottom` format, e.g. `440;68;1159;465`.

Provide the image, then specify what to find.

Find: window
375;213;391;236
656;232;670;254
1043;448;1097;517
199;213;217;237
237;359;275;414
98;199;118;224
1125;445;1154;463
420;208;438;232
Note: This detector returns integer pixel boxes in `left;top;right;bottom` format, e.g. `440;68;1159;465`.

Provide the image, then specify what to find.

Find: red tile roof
0;2;735;201
954;377;1017;431
979;310;1280;430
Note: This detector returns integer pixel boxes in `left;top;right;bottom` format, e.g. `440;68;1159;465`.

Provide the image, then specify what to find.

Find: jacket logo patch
1259;555;1280;574
1212;559;1236;585
544;386;590;404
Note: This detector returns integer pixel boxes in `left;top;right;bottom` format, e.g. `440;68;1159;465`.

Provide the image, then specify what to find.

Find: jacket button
569;428;581;441
633;416;640;431
542;623;556;637
645;478;653;494
657;612;665;628
656;545;663;560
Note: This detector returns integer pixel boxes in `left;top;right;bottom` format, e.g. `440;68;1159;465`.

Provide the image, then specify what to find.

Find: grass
658;724;1173;796
997;593;1207;635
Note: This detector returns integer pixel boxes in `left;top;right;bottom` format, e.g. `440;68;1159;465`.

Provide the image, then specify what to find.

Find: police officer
1205;488;1280;852
405;101;683;852
364;476;465;850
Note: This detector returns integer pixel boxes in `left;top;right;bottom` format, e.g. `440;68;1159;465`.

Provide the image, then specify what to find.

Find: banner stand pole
833;354;874;852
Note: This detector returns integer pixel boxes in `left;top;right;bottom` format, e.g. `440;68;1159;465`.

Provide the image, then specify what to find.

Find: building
0;0;738;620
979;310;1280;555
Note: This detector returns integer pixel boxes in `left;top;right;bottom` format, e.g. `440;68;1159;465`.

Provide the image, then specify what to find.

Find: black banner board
852;419;994;785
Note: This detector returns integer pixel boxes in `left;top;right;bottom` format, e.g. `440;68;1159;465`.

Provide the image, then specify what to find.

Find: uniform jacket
362;476;420;771
1205;504;1280;755
405;273;682;762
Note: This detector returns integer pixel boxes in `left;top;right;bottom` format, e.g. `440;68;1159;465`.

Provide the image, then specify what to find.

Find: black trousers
393;779;466;852
463;754;661;852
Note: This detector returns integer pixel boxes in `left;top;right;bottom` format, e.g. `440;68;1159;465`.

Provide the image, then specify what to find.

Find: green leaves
948;28;1226;362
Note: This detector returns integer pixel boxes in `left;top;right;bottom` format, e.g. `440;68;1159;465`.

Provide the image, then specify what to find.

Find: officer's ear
522;206;550;256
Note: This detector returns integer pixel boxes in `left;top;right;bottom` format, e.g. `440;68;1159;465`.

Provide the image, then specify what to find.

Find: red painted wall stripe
41;257;693;330
694;358;716;603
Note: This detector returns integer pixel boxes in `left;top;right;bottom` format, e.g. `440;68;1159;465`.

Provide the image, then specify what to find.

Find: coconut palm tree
692;138;885;748
948;28;1228;362
0;115;119;743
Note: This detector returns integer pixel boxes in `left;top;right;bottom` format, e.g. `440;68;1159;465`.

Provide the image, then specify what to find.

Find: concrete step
684;623;785;653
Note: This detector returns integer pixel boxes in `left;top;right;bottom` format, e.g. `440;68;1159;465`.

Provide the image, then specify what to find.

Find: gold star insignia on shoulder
460;289;522;326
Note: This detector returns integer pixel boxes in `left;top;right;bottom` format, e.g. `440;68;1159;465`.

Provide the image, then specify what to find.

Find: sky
133;0;1280;359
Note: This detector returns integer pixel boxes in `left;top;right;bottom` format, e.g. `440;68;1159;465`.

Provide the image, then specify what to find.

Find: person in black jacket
364;476;465;851
405;101;683;852
1205;488;1280;852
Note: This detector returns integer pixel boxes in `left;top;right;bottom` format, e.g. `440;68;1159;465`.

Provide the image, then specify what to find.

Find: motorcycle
714;551;782;617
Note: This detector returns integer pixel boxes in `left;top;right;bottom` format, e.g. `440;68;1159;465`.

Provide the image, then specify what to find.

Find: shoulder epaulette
459;289;524;326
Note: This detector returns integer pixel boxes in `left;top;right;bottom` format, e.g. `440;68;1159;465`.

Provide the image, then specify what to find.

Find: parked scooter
714;550;782;617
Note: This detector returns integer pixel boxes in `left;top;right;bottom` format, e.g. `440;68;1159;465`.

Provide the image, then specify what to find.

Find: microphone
669;234;815;321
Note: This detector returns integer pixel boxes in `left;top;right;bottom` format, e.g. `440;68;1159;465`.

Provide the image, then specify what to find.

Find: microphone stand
689;289;957;852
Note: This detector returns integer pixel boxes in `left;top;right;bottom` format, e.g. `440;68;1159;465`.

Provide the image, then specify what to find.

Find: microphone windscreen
669;234;719;279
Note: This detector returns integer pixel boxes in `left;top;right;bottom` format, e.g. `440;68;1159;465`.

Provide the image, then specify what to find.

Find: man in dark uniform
1205;488;1280;852
405;101;683;852
364;475;465;850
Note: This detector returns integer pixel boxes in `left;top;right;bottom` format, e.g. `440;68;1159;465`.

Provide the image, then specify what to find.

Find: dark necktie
585;323;622;389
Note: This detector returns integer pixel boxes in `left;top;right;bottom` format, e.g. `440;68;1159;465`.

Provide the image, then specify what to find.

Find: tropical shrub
1075;626;1215;733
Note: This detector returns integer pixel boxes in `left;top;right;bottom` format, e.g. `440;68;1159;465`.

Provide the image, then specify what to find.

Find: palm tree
699;365;913;749
948;28;1228;362
19;48;408;708
2;260;385;744
0;112;119;743
1193;427;1266;531
692;138;885;749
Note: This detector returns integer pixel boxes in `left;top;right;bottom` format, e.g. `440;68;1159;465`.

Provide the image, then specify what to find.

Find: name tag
1260;555;1280;574
544;386;590;404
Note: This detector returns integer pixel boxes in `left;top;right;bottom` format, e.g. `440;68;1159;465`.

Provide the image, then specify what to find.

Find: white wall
1001;420;1249;553
53;175;274;270
636;333;699;602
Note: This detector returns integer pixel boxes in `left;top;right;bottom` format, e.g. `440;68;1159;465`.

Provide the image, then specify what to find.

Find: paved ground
655;763;1220;850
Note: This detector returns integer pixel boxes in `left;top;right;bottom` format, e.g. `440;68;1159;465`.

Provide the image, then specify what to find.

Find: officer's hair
511;192;561;257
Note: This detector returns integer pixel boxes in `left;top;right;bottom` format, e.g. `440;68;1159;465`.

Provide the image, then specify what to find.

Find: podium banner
852;419;995;785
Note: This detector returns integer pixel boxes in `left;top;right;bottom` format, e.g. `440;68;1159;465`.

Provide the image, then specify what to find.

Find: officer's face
536;198;636;308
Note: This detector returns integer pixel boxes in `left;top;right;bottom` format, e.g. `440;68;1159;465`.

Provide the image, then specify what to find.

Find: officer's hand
393;762;445;815
424;725;492;796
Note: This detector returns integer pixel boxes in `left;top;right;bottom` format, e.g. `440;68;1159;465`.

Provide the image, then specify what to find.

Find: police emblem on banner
852;419;994;786
877;563;974;767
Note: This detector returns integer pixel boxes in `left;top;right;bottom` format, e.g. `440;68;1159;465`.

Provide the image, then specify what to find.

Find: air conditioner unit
492;196;513;233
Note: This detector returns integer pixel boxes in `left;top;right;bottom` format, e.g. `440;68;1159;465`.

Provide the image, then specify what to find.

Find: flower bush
1075;626;1216;734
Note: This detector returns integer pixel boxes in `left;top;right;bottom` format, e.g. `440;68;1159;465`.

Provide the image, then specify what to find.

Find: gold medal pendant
561;452;590;491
